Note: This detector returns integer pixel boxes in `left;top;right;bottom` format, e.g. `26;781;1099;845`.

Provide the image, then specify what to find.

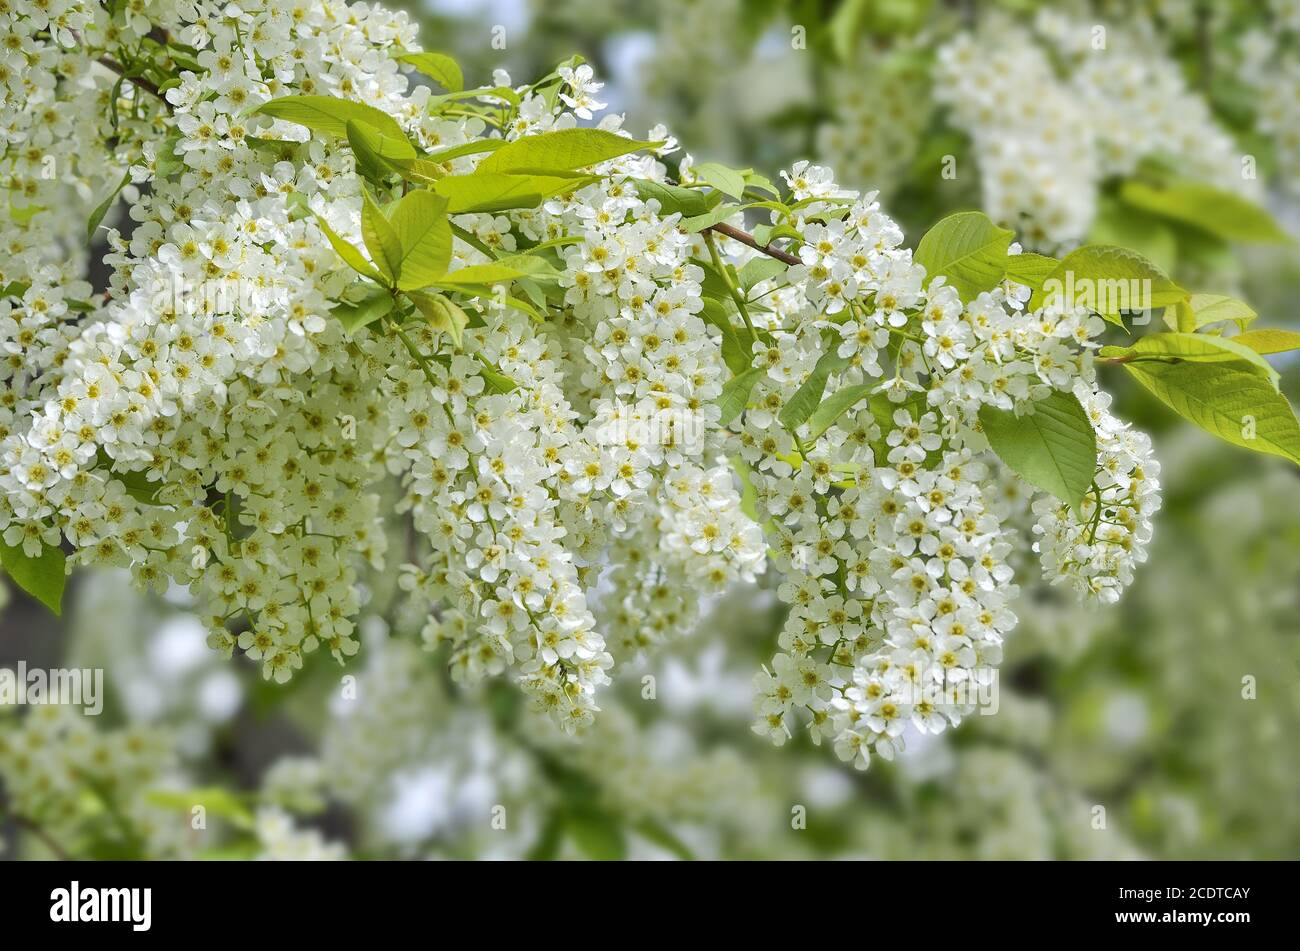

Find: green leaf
693;161;747;200
389;190;452;290
86;169;131;241
700;299;755;376
1176;293;1257;332
360;189;402;284
432;171;594;213
633;818;695;860
1119;179;1292;244
914;211;1014;302
717;367;764;425
1002;252;1059;293
739;257;788;294
682;204;741;233
1045;245;1187;324
630;179;723;218
830;0;870;61
427;85;521;112
1231;329;1300;355
0;536;66;616
565;811;627;861
252;95;406;142
778;349;850;433
435;254;557;287
154;129;185;180
743;170;780;197
331;287;393;336
1122;359;1300;465
807;383;874;440
477;128;656;175
422;139;506;164
346;118;416;180
313;212;383;283
395;51;464;92
144;788;253;829
978;390;1098;511
407;290;467;346
478;365;518;394
1101;332;1279;389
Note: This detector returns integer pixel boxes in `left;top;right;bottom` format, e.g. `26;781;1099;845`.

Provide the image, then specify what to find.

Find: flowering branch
705;221;801;266
97;56;171;111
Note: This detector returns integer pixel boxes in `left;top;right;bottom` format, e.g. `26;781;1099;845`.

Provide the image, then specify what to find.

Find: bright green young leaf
360;189;402;284
313;212;383;283
478;365;519;394
395;51;464;92
331;288;393;337
682;204;740;234
0;536;66;616
434;254;557;286
630;179;723;218
1045;245;1187;324
432;171;594;213
1120;179;1292;244
1231;329;1300;354
806;383;874;440
389;190;452;290
694;161;747;200
739;257;788;293
1101;331;1279;389
154;129;185;179
1003;252;1059;293
700;299;755;376
86;169;131;241
743;170;779;197
477;128;657;174
978;390;1098;512
427;85;522;112
717;367;764;425
914;211;1014;302
1122;359;1300;465
422;140;506;164
1177;293;1257;332
253;95;407;142
779;349;851;433
346;118;416;180
406;290;468;346
145;788;253;828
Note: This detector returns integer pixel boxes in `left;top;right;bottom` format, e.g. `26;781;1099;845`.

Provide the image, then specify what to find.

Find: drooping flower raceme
1;0;1163;767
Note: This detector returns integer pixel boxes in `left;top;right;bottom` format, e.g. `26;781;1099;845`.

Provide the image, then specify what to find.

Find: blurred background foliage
2;0;1298;860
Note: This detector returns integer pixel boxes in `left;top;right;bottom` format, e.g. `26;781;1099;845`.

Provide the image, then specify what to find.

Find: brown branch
97;55;173;113
705;222;801;266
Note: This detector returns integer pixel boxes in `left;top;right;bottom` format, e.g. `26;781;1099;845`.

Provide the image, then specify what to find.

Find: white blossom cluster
1036;11;1258;198
1237;6;1300;197
935;11;1256;251
0;705;186;857
818;50;932;205
934;20;1098;253
733;181;1158;769
1;0;1159;752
